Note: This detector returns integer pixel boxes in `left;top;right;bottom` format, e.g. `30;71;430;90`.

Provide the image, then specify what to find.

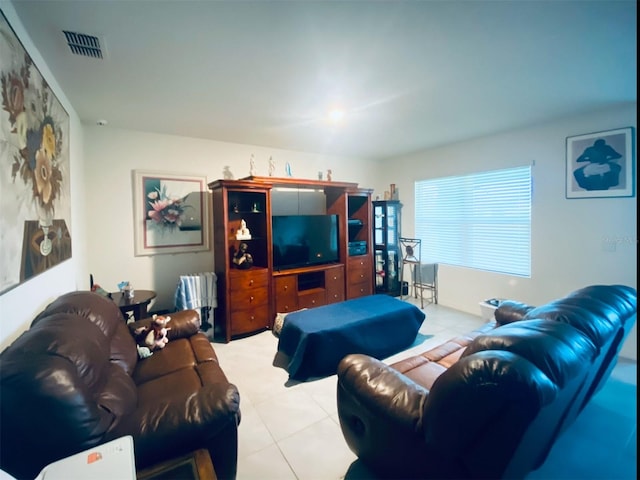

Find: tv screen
272;215;339;270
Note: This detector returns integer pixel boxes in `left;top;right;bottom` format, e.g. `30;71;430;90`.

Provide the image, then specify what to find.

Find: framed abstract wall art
0;10;72;294
132;170;210;256
566;127;635;199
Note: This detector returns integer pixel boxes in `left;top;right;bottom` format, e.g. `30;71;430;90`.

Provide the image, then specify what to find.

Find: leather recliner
337;284;636;479
0;291;241;480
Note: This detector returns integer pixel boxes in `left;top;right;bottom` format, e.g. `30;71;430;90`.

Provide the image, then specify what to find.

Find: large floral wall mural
0;11;71;294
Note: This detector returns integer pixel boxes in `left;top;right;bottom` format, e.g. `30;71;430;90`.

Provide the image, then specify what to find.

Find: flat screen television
272;214;339;270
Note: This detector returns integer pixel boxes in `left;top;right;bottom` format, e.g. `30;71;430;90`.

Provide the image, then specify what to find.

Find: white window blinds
415;166;532;277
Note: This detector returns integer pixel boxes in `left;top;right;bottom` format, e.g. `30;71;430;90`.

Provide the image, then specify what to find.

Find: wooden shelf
240;176;359;190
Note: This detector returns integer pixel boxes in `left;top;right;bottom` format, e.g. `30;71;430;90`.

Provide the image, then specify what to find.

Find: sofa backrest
32;290;139;374
420;319;596;479
0;291;138;479
522;284;636;436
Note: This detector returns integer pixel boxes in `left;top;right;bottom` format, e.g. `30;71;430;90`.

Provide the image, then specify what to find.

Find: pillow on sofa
494;300;535;325
273;309;307;337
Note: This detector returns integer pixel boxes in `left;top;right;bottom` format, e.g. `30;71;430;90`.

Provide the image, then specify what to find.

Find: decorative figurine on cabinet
232;242;253;269
250;154;256;176
268;156;275;176
236;219;252;240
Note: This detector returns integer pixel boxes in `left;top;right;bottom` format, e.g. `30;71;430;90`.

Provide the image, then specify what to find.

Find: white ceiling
9;0;637;160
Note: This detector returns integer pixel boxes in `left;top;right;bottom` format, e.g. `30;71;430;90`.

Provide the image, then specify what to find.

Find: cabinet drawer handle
250;315;255;321
311;300;316;304
250;296;254;302
284;285;288;291
333;276;337;280
249;280;254;286
360;274;364;278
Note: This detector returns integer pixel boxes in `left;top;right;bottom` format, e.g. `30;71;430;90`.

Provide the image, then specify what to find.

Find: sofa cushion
20;312;111;391
33;290;124;337
494;300;535;325
390;321;496;388
133;338;198;385
463;320;597;387
33;291;138;375
137;368;205;405
190;332;220;364
523;300;618;349
97;364;138;418
568;284;637;320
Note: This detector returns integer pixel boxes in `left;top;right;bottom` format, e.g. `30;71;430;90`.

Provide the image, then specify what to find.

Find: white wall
1;1;636;362
378;103;637;359
82;126;378;313
0;2;87;350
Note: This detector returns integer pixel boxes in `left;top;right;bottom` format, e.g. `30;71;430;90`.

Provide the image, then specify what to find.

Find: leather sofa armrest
336;354;429;475
128;309;201;341
494;301;535;325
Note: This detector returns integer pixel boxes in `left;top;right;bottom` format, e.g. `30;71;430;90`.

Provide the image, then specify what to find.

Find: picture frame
566;127;635;198
133;171;210;256
1;11;72;294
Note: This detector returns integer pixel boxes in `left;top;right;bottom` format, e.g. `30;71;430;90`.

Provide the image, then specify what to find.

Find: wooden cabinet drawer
298;289;326;309
348;256;372;283
274;275;298;313
347;279;373;299
274;275;296;296
325;266;345;304
229;287;269;309
348;256;372;299
229;268;269;291
275;300;300;314
230;307;271;336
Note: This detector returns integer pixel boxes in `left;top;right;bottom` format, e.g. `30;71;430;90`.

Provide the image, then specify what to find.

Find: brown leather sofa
337;284;636;479
0;291;240;480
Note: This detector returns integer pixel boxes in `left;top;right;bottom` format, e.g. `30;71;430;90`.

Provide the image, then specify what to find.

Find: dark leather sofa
0;291;241;480
337;284;636;479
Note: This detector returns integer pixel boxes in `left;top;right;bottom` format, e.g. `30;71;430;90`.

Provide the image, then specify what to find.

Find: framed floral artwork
0;11;72;294
133;170;210;256
566;127;635;198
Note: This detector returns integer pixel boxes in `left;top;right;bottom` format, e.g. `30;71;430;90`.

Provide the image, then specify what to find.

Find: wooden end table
111;289;157;321
137;449;216;480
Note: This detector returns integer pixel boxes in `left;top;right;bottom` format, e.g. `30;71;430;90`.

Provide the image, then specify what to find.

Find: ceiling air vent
63;30;103;59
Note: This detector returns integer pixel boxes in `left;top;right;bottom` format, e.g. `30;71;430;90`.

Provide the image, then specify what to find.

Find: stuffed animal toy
133;314;171;356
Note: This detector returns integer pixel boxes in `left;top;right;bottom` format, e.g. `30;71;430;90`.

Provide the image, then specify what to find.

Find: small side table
111;289;157;321
137;449;216;480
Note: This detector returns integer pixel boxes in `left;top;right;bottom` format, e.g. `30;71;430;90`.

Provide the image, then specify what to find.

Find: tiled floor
213;298;637;480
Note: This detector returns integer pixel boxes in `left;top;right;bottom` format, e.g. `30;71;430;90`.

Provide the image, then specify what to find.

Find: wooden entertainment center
209;176;373;342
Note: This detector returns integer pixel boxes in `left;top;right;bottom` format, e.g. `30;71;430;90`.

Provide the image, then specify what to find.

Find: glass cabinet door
374;204;384;246
372;200;402;296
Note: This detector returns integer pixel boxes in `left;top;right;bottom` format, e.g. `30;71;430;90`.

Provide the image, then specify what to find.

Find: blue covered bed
274;294;425;380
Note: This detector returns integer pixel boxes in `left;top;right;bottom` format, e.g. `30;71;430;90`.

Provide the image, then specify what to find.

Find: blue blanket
275;295;425;380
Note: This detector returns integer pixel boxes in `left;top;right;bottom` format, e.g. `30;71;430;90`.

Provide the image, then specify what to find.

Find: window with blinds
414;165;532;277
